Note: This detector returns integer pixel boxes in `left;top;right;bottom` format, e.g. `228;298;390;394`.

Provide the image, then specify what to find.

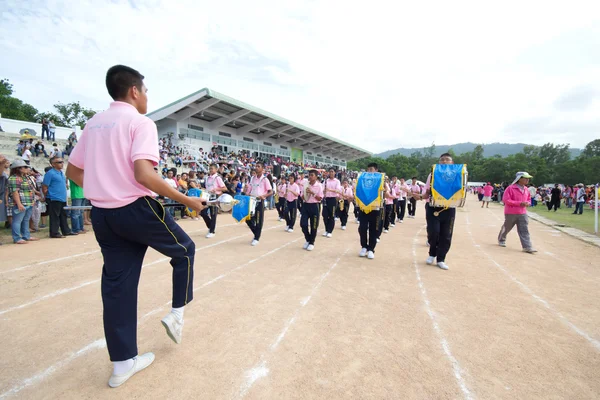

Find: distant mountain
377;142;582;159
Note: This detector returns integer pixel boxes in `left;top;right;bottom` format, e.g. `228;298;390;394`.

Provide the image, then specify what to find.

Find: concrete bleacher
0;131;71;171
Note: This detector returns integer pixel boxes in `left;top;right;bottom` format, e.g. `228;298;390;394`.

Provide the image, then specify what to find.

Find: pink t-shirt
206;173;225;195
385;184;395;205
277;183;287;198
324;178;341;198
483;185;494;197
285;183;300;202
342;186;353;200
305;181;323;204
245;174;272;197
68;101;159;208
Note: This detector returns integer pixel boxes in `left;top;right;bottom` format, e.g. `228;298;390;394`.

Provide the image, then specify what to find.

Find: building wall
157;116;346;168
0;117;81;140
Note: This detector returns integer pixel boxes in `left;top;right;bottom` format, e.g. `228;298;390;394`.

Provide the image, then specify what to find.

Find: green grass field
531;204;598;235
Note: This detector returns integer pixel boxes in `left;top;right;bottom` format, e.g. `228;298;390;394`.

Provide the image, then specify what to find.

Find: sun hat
512;171;533;185
10;159;29;169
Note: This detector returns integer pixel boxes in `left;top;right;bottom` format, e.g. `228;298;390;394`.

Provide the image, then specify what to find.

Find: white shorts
482;196;492;202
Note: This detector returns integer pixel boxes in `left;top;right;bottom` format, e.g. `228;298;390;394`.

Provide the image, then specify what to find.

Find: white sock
113;358;135;375
171;306;184;320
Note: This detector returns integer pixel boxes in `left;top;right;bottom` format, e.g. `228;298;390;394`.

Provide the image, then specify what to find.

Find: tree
53;101;97;128
581;139;600;158
0;78;39;122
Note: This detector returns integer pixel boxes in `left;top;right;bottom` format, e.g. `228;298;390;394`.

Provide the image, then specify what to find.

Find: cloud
2;0;600;152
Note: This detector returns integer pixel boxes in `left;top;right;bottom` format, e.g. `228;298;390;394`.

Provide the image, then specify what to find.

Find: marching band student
395;178;408;223
389;176;398;227
383;177;396;233
322;167;341;238
413;153;455;270
408;176;420;218
244;161;272;246
339;179;353;230
276;176;287;222
375;177;390;241
300;169;323;251
358;162;381;260
296;171;306;212
203;163;227;238
284;175;300;232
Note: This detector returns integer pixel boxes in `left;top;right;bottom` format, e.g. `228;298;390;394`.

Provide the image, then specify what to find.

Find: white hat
10;159;29;169
512;171;533;185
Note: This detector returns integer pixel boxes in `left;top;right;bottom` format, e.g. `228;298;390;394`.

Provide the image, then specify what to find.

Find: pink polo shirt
396;183;408;200
277;183;287;198
305;181;323;204
342;186;353;200
68;101;159;209
285;183;300;202
483;185;493;197
246;174;272;198
324;178;341;198
206;173;225;195
385;184;395;205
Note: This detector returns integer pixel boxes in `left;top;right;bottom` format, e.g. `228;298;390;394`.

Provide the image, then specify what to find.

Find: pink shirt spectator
305;181;323;204
324;178;341;198
285;183;300;202
483;185;493;197
503;184;530;215
68;102;159;208
206;173;225;195
246;174;272;198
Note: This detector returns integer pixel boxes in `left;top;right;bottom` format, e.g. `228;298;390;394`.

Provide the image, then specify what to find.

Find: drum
354;172;384;213
429;164;468;209
232;195;257;222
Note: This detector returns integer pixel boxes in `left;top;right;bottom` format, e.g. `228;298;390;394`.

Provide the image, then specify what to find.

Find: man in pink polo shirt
66;65;205;388
244;161;272;246
296;171;306;212
284;175;300;232
203;163;227;238
276;175;287;222
300;169;324;251
322;167;341;238
482;182;494;208
383;177;396;233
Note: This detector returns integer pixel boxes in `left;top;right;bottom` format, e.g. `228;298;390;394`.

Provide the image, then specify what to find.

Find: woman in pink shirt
383;177;396;233
284;175;300;232
498;171;537;253
276;175;287;222
481;183;494;208
339;179;353;230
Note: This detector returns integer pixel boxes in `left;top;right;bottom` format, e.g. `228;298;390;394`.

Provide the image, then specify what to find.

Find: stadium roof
147;88;372;161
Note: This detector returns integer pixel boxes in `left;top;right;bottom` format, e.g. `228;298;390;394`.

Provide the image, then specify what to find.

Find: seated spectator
34;140;49;157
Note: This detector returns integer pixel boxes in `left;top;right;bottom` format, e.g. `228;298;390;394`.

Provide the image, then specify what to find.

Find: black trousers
408;198;417;216
276;197;287;219
377;205;385;238
91;196;195;361
41;125;49;140
384;204;394;229
49;200;71;236
358;209;380;252
321;197;337;234
300;203;319;245
246;200;265;241
390;199;397;223
397;199;406;221
285;200;297;229
297;197;304;213
339;200;350;227
200;205;217;233
549;199;560;211
425;204;456;263
353;202;360;219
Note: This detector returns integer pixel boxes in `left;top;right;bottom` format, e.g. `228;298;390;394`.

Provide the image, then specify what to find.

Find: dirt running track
1;203;600;399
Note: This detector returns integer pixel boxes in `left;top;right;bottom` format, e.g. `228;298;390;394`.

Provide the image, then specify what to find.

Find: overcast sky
2;0;599;153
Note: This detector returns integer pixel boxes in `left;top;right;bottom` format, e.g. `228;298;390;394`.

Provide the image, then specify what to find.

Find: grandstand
147;88;372;169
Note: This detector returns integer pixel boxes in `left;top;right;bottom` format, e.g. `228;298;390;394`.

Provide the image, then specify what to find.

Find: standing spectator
564;185;573;208
42;156;75;238
41;118;49;140
26;168;43;232
7;159;39;244
69;178;87;234
48;120;56;141
573;183;586;215
0;155;8;245
549;184;562;212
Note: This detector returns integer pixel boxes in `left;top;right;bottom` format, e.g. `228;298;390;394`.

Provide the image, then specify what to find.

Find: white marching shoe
251;239;259;246
161;312;184;344
437;262;449;270
108;352;155;388
326;233;332;238
359;248;368;257
341;226;346;230
303;242;310;249
206;232;215;238
367;251;375;259
426;256;435;265
287;228;294;233
322;232;328;237
307;244;315;251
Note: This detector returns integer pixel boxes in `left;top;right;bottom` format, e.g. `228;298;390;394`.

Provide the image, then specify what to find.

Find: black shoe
50;234;66;239
66;232;78;236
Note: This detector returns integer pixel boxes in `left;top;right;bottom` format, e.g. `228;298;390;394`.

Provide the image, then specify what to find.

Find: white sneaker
400;220;403;224
284;227;290;232
376;238;380;243
426;241;430;247
437;262;449;270
161;312;184;344
367;251;375;259
341;226;346;230
322;232;328;237
326;233;332;238
390;224;396;227
356;220;360;224
383;229;389;233
303;241;310;249
524;248;538;254
108;352;155;388
206;232;215;238
287;229;294;233
251;239;259;246
359;248;368;257
307;244;315;251
498;241;506;247
426;256;435;265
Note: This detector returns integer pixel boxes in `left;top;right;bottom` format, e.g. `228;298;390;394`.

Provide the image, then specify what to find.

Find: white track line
465;212;600;352
0;223;239;275
411;228;474;400
239;249;349;398
0;232;299;399
0;227;271;316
